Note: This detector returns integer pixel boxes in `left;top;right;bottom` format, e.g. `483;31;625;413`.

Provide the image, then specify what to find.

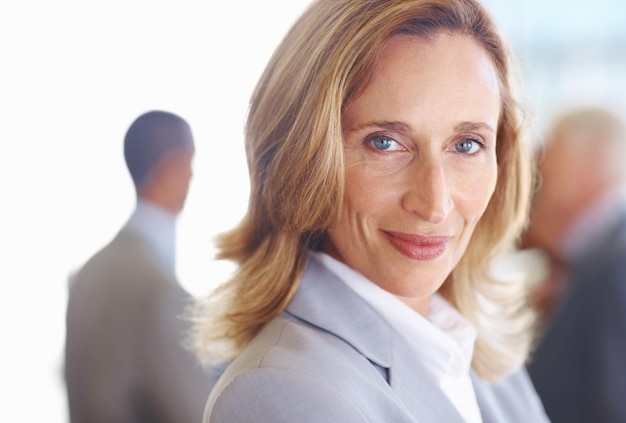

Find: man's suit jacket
65;229;215;423
528;215;626;423
205;256;549;422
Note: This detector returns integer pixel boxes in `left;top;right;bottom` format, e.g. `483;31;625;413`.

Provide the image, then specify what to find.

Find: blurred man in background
524;106;626;423
65;110;213;422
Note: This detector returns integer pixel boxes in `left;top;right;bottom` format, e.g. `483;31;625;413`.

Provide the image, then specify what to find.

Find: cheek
342;165;400;220
172;173;192;198
455;164;498;223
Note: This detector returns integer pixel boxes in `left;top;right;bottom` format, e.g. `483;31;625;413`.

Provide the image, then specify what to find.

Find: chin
382;271;448;299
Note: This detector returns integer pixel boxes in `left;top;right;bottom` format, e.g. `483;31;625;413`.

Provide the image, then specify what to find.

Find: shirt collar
309;251;477;378
124;199;177;277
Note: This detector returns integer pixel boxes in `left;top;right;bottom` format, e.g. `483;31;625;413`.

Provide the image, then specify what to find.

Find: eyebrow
346;120;412;134
346;120;496;134
454;121;496;134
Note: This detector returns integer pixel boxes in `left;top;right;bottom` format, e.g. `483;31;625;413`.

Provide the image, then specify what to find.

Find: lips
383;231;451;260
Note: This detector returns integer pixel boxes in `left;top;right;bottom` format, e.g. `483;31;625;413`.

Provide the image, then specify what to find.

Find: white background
1;1;624;421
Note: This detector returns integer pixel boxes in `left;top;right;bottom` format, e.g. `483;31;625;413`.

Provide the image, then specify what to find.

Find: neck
136;188;180;215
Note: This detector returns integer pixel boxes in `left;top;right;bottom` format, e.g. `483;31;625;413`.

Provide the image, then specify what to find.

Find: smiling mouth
383;231;451;260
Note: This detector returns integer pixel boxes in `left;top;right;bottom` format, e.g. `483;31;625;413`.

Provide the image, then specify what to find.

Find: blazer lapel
389;337;466;422
286;256;465;422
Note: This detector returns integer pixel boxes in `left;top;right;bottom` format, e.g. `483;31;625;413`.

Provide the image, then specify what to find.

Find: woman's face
323;33;500;314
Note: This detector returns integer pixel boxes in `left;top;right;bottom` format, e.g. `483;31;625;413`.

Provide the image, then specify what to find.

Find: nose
401;156;454;224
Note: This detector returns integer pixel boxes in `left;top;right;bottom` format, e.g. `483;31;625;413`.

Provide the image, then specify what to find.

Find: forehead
382;33;498;91
344;33;501;131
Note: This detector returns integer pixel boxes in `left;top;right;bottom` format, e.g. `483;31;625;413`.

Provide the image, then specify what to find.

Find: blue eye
455;138;481;154
370;135;398;151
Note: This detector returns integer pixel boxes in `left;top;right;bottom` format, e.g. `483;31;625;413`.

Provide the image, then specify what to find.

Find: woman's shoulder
207;365;370;422
217;314;383;386
204;314;395;422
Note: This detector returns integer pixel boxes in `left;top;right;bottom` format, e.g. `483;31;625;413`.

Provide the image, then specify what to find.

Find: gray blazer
65;229;215;423
205;256;549;422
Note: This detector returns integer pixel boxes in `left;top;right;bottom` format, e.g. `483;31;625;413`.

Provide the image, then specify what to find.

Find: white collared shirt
125;199;177;277
310;251;482;423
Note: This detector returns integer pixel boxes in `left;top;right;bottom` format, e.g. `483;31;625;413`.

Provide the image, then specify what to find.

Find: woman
192;0;549;421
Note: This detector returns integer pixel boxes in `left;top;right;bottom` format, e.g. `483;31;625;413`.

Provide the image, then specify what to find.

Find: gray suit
206;256;549;422
65;229;214;423
528;215;626;423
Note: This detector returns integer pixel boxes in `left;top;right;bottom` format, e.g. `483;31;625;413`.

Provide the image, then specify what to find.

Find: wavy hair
191;0;535;382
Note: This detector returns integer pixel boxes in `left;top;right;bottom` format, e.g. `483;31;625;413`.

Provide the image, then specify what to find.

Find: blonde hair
191;0;535;382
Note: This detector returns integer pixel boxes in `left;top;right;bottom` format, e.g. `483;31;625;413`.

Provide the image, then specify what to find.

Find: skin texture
323;33;501;316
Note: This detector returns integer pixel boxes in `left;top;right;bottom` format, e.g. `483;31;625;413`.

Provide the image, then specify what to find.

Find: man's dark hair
124;110;194;188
